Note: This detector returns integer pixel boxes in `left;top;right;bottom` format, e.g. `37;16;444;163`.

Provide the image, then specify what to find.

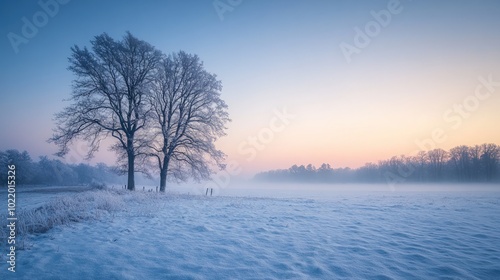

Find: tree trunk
159;169;167;192
127;150;135;191
159;155;169;192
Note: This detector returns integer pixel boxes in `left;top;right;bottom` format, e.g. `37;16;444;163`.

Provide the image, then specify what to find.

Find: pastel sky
1;0;499;176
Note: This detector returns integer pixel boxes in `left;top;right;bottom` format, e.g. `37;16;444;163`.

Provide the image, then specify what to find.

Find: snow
1;184;500;279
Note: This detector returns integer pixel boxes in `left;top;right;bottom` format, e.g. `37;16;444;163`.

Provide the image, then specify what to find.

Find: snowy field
1;184;500;279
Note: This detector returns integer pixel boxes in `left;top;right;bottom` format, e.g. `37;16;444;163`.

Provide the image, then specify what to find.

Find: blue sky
1;0;500;175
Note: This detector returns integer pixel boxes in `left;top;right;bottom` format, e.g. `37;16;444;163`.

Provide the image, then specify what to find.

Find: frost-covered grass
18;191;123;233
0;188;157;250
1;186;500;279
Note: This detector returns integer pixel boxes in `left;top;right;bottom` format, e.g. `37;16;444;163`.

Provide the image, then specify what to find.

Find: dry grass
0;188;158;250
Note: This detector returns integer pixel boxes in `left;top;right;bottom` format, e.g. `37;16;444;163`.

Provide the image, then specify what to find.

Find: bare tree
427;148;448;181
49;32;162;190
481;143;500;180
469;145;482;180
148;51;229;191
414;151;428;182
449;145;471;181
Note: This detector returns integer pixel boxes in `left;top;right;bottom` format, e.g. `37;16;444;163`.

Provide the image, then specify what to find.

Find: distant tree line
0;149;122;186
254;143;500;184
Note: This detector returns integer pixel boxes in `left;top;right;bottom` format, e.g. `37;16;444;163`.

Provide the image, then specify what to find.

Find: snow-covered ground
1;184;500;279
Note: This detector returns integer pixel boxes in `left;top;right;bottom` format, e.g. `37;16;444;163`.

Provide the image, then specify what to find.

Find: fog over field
1;0;500;279
1;183;500;279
